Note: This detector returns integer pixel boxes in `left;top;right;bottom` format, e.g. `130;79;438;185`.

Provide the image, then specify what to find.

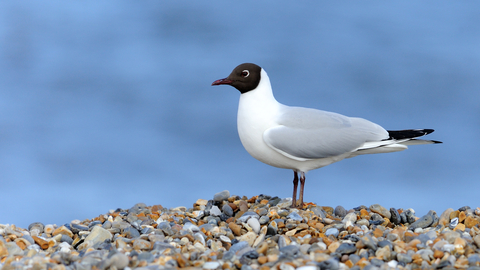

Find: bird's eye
241;70;250;77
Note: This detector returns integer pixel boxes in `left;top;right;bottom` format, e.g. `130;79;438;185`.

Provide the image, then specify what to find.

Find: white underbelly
237;117;348;172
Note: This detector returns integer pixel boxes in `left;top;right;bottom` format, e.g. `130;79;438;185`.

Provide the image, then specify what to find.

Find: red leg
291;171;299;208
298;172;306;208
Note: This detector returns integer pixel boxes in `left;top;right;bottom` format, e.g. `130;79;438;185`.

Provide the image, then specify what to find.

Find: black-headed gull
212;63;441;208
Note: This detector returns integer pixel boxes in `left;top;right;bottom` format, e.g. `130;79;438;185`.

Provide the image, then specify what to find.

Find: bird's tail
387;129;442;145
348;129;441;158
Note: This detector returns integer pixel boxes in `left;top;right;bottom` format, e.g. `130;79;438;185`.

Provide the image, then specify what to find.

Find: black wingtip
387;129;436;140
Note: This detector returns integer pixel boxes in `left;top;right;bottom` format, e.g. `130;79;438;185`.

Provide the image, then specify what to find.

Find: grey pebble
370;213;384;222
207;218;218;226
238;211;260;223
317;258;339;270
370;204;391;219
102;220;112;229
223;251;235;261
279;245;300;258
222;204;234;216
230;241;250;254
138;252;154;263
71;223;89;233
129;203;148;214
278;209;290;217
390;208;401;225
60;234;73;244
311;206;327;219
141;226;153;234
349;254;361;264
213;190;230;202
370;258;384;267
183;222;200;233
276;198;293;208
242;250;259;259
158;222;174;236
123;227;140;238
21;235;36;245
336;243;357;255
417;249;434;261
278;235;288;248
397;253;412;264
267;222;278;236
405;209;416;223
112;220;130;230
409;210;438;230
377;240;393;249
84;226;113;248
106;253;128;270
257;208;268;216
468;254;480;265
325;228;339;238
6;242;23;256
287;211;303;221
28;222;45;235
259;216;270;225
334;206;347;218
152;242;175;252
268;197;281;206
400;212;407;224
361;235;377;251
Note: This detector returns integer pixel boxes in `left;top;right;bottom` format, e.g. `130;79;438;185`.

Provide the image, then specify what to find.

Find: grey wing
263;108;389;161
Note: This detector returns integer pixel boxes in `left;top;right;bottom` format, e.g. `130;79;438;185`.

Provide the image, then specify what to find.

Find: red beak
212;78;233;86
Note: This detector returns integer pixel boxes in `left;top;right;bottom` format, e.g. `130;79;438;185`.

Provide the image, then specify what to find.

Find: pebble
325;228;339;238
390;208;401;225
213;190;230;202
222;204;234;216
247;217;261;234
1;193;480;270
286;211;303;221
343;212;357;228
336;243;357;254
450;217;459;229
370;204;391;219
334;205;347;218
209;205;222;216
409;210;438;230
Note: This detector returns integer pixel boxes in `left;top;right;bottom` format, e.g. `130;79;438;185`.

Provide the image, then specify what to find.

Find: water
1;1;479;227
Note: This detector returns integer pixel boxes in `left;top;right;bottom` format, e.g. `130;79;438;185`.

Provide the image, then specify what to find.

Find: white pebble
442;244;455;252
387;260;398;268
247;218;261;234
210;206;222;216
203;261;221;269
296;266;318;270
414;228;424;234
219;235;231;243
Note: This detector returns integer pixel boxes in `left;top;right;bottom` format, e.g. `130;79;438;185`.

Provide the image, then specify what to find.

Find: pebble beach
1;190;480;270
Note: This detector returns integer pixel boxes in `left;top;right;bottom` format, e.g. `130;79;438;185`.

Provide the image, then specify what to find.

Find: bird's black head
212;63;262;94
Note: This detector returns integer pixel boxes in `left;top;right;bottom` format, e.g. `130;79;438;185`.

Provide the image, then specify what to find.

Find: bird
212;63;441;208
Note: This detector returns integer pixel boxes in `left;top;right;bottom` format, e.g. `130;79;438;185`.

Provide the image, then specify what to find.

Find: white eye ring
241;70;250;77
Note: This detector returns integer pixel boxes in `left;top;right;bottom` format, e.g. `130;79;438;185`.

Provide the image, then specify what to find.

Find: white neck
237;68;282;133
239;69;279;108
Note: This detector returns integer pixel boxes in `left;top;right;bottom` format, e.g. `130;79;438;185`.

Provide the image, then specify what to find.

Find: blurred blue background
1;1;479;228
